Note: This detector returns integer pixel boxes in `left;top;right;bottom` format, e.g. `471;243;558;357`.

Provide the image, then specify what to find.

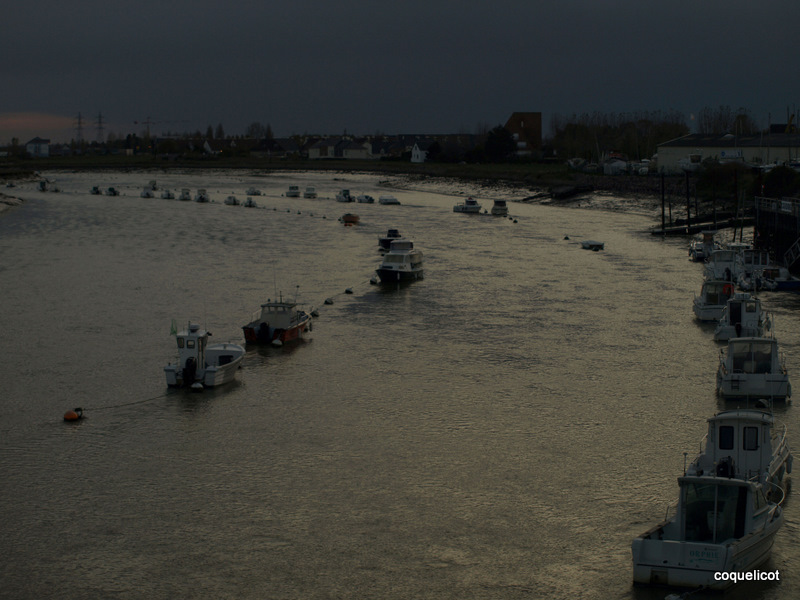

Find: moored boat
580;240;604;251
246;187;262;196
631;410;789;590
303;186;317;198
340;213;359;225
453;197;482;213
357;194;375;203
160;189;175;199
286;185;300;198
164;323;245;389
490;199;508;216
716;335;791;401
194;189;210;202
244;197;258;208
378;194;400;205
336;189;354;202
178;188;192;201
242;294;312;347
713;293;772;341
224;195;239;206
378;228;402;250
693;279;735;322
376;239;424;283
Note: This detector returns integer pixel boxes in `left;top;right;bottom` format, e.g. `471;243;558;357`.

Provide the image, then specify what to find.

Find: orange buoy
63;407;83;422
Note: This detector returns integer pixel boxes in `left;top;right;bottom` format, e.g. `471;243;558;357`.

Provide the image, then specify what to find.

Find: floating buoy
563;235;570;240
63;407;83;421
324;298;334;305
311;308;320;317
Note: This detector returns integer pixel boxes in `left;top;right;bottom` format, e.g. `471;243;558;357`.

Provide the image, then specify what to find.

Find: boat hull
376;267;424;283
164;344;244;388
716;371;791;400
242;315;311;345
632;513;782;590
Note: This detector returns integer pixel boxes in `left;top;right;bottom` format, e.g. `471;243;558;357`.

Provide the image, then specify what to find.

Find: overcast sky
2;0;797;144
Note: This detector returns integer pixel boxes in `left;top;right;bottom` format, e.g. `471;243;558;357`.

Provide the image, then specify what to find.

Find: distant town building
657;132;800;173
25;137;50;157
504;112;542;158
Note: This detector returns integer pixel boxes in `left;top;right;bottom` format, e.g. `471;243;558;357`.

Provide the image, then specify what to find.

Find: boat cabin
688;410;786;482
704;249;739;281
717;336;791;400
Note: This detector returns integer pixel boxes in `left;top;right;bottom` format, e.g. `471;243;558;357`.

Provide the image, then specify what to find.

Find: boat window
743;426;759;451
752;342;773;374
719;425;734;450
186;339;195;349
177;338;185;349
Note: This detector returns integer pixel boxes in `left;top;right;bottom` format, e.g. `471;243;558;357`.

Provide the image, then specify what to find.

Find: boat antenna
294;284;300;303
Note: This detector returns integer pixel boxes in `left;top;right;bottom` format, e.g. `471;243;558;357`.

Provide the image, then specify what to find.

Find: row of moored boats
631;231;794;591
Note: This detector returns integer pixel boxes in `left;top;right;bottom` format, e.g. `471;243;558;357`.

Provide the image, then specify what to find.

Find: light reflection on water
1;170;797;599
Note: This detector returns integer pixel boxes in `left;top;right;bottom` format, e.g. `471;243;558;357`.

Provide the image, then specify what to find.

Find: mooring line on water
63;390;178;421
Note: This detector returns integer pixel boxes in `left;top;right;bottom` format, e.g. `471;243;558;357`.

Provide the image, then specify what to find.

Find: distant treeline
546;106;761;163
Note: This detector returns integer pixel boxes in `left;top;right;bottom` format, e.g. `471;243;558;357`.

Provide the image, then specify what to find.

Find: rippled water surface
2;170;799;599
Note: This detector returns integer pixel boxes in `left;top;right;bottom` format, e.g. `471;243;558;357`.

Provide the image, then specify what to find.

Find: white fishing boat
303;186;317;198
453;197;482;213
490;199;508;216
336;189;354;202
357;194;375;203
631;413;787;590
756;266;800;292
164;323;245;389
713;293;772;341
286;185;300;198
244;197;258;208
224;195;239;206
688;230;718;262
692;279;735;322
178;188;192;201
716;336;791;401
160;189;175;199
378;194;400;205
376;239;423;283
241;292;312;347
194;189;210;203
704;245;748;281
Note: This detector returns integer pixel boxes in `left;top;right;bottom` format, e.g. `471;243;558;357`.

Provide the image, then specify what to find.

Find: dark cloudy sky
2;1;797;143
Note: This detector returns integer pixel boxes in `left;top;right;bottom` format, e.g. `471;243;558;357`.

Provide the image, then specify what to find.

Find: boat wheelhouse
713;293;772;341
686;409;792;491
194;189;210;202
717;336;791;401
242;295;312;347
160;189;175;199
164;323;245;389
490;199;508;216
303;186;317;198
378;228;402;250
453;197;482;213
703;246;747;281
178;188;192;201
286;185;300;198
376;239;424;283
692;279;735;322
224;195;239;206
246;187;262;196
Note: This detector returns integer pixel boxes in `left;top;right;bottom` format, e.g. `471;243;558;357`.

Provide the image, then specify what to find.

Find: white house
25;137;50;157
411;140;434;163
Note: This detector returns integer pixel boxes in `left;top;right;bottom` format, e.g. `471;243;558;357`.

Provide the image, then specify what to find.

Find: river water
1;170;798;600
